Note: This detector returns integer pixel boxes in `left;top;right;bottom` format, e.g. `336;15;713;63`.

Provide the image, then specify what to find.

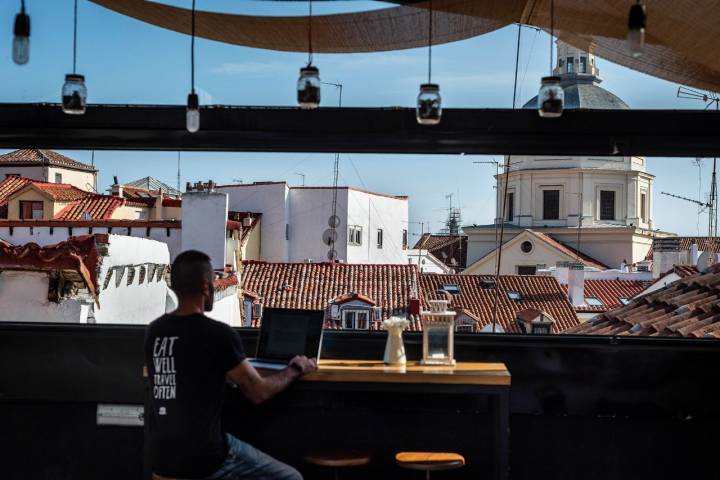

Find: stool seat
304;448;372;467
152;474;176;480
395;452;465;471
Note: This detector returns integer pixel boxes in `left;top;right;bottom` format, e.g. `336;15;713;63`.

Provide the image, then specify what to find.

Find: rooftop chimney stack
111;183;123;198
555;261;571;285
652;238;681;279
181;188;230;270
689;241;699;265
567;262;585;307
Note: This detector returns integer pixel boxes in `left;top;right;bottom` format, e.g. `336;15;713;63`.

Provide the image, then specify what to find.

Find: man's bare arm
226;356;317;405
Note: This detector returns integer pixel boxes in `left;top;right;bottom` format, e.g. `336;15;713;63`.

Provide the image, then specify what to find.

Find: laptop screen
256;308;324;362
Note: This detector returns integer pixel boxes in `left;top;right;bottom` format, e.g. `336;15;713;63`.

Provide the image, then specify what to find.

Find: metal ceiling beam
0;103;717;157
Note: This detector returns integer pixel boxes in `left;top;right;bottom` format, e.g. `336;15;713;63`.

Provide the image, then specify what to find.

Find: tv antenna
677;86;719;236
322;81;343;261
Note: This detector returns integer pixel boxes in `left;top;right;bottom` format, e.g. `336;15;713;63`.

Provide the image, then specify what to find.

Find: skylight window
585;297;604;306
619;298;631;305
442;284;461;295
507;291;522;301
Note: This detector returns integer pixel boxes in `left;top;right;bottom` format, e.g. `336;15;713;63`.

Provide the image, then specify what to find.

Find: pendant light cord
427;0;433;83
72;0;78;74
20;0;26;13
549;0;554;74
191;0;196;93
490;23;522;334
307;0;313;66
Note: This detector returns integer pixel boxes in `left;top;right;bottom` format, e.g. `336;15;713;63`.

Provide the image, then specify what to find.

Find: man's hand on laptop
289;355;318;376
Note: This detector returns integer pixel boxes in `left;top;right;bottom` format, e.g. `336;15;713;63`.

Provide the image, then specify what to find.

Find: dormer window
19;200;43;220
343;310;370;330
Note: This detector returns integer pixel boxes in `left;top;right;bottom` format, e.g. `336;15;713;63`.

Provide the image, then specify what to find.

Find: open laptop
248;308;324;371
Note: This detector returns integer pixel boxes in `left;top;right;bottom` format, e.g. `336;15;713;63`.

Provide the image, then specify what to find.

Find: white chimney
567;262;585;307
690;241;699;265
652;238;681;279
555;261;571;285
181;189;229;270
111;184;124;197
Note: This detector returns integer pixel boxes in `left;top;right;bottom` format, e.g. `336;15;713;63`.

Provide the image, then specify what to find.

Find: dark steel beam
0;103;717;157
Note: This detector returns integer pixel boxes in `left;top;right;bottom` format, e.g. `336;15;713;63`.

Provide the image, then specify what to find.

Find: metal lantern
627;0;647;58
297;65;321;109
416;83;442;125
537;76;564;118
420;299;456;365
186;92;200;133
12;9;30;65
61;74;87;115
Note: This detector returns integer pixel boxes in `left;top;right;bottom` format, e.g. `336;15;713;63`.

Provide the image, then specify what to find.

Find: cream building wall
0;165;96;192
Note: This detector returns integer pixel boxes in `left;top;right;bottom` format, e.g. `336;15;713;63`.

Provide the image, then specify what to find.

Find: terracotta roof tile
413;234;468;270
565;264;720;337
419;273;579;333
563;279;651;312
241;261;418;321
30;183;90;202
645;237;720;260
54;195;125;220
0;176;32;217
0;149;96;172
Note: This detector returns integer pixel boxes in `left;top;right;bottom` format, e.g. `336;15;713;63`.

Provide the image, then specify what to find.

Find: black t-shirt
144;313;246;478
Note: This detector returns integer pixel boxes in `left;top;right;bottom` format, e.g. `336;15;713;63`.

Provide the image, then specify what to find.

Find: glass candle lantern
61;74;87;115
420;299;456;366
297;66;321;109
416;83;442;125
537;76;564;118
13;11;30;65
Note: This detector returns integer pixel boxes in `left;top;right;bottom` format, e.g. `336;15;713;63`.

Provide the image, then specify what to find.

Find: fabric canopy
90;0;720;92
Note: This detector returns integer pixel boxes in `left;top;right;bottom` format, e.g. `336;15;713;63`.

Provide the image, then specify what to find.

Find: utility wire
72;0;78;74
307;0;313;65
427;0;433;83
490;23;522;334
191;0;196;92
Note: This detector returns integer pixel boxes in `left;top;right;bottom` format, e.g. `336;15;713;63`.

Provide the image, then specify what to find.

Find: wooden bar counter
291;360;511;480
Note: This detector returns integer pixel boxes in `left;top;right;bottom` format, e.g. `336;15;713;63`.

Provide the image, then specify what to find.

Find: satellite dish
322;229;338;246
327;249;337;261
328;215;340;228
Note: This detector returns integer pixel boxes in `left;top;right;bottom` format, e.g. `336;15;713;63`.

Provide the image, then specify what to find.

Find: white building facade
217;182;409;264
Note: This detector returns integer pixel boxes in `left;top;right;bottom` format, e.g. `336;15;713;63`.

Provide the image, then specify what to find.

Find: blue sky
0;1;715;238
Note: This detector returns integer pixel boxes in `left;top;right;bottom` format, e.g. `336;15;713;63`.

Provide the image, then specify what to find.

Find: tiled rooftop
54;195;125;220
413;233;468;270
241;261;419;323
0;176;32;217
564;279;651;312
419;273;579;332
30;183;90;202
0;149;96;172
645;237;720;260
565;265;720;338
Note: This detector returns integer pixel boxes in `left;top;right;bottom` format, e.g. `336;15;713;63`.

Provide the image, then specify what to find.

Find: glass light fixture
13;1;30;65
62;74;87;115
417;0;441;125
538;76;564;118
297;0;320;109
538;0;563;118
420;300;456;366
416;83;442;125
185;0;200;132
627;0;646;58
297;66;321;109
186;92;200;133
62;0;86;115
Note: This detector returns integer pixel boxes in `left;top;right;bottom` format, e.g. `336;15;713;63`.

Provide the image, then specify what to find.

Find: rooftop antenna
321;81;343;261
177;152;181;193
677;86;719;236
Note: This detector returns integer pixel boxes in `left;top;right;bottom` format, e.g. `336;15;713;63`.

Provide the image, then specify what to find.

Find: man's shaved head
170;250;214;311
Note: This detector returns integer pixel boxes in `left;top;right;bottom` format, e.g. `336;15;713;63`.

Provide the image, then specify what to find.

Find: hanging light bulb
13;1;30;65
627;0;646;58
417;0;441;125
185;0;200;132
297;0;320;109
538;0;563;118
186;92;200;133
62;0;86;115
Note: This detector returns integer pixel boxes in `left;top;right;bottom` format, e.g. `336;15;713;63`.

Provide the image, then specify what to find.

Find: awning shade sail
90;0;720;92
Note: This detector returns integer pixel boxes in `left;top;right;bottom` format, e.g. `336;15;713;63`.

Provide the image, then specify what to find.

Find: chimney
181;188;230;270
567;262;585;307
690;241;699;265
652;237;681;279
555;261;571;285
243;214;253;228
153;191;164;220
111;183;123;197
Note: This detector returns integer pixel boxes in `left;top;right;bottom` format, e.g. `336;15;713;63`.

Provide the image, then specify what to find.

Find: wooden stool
304;448;372;480
395;452;465;479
